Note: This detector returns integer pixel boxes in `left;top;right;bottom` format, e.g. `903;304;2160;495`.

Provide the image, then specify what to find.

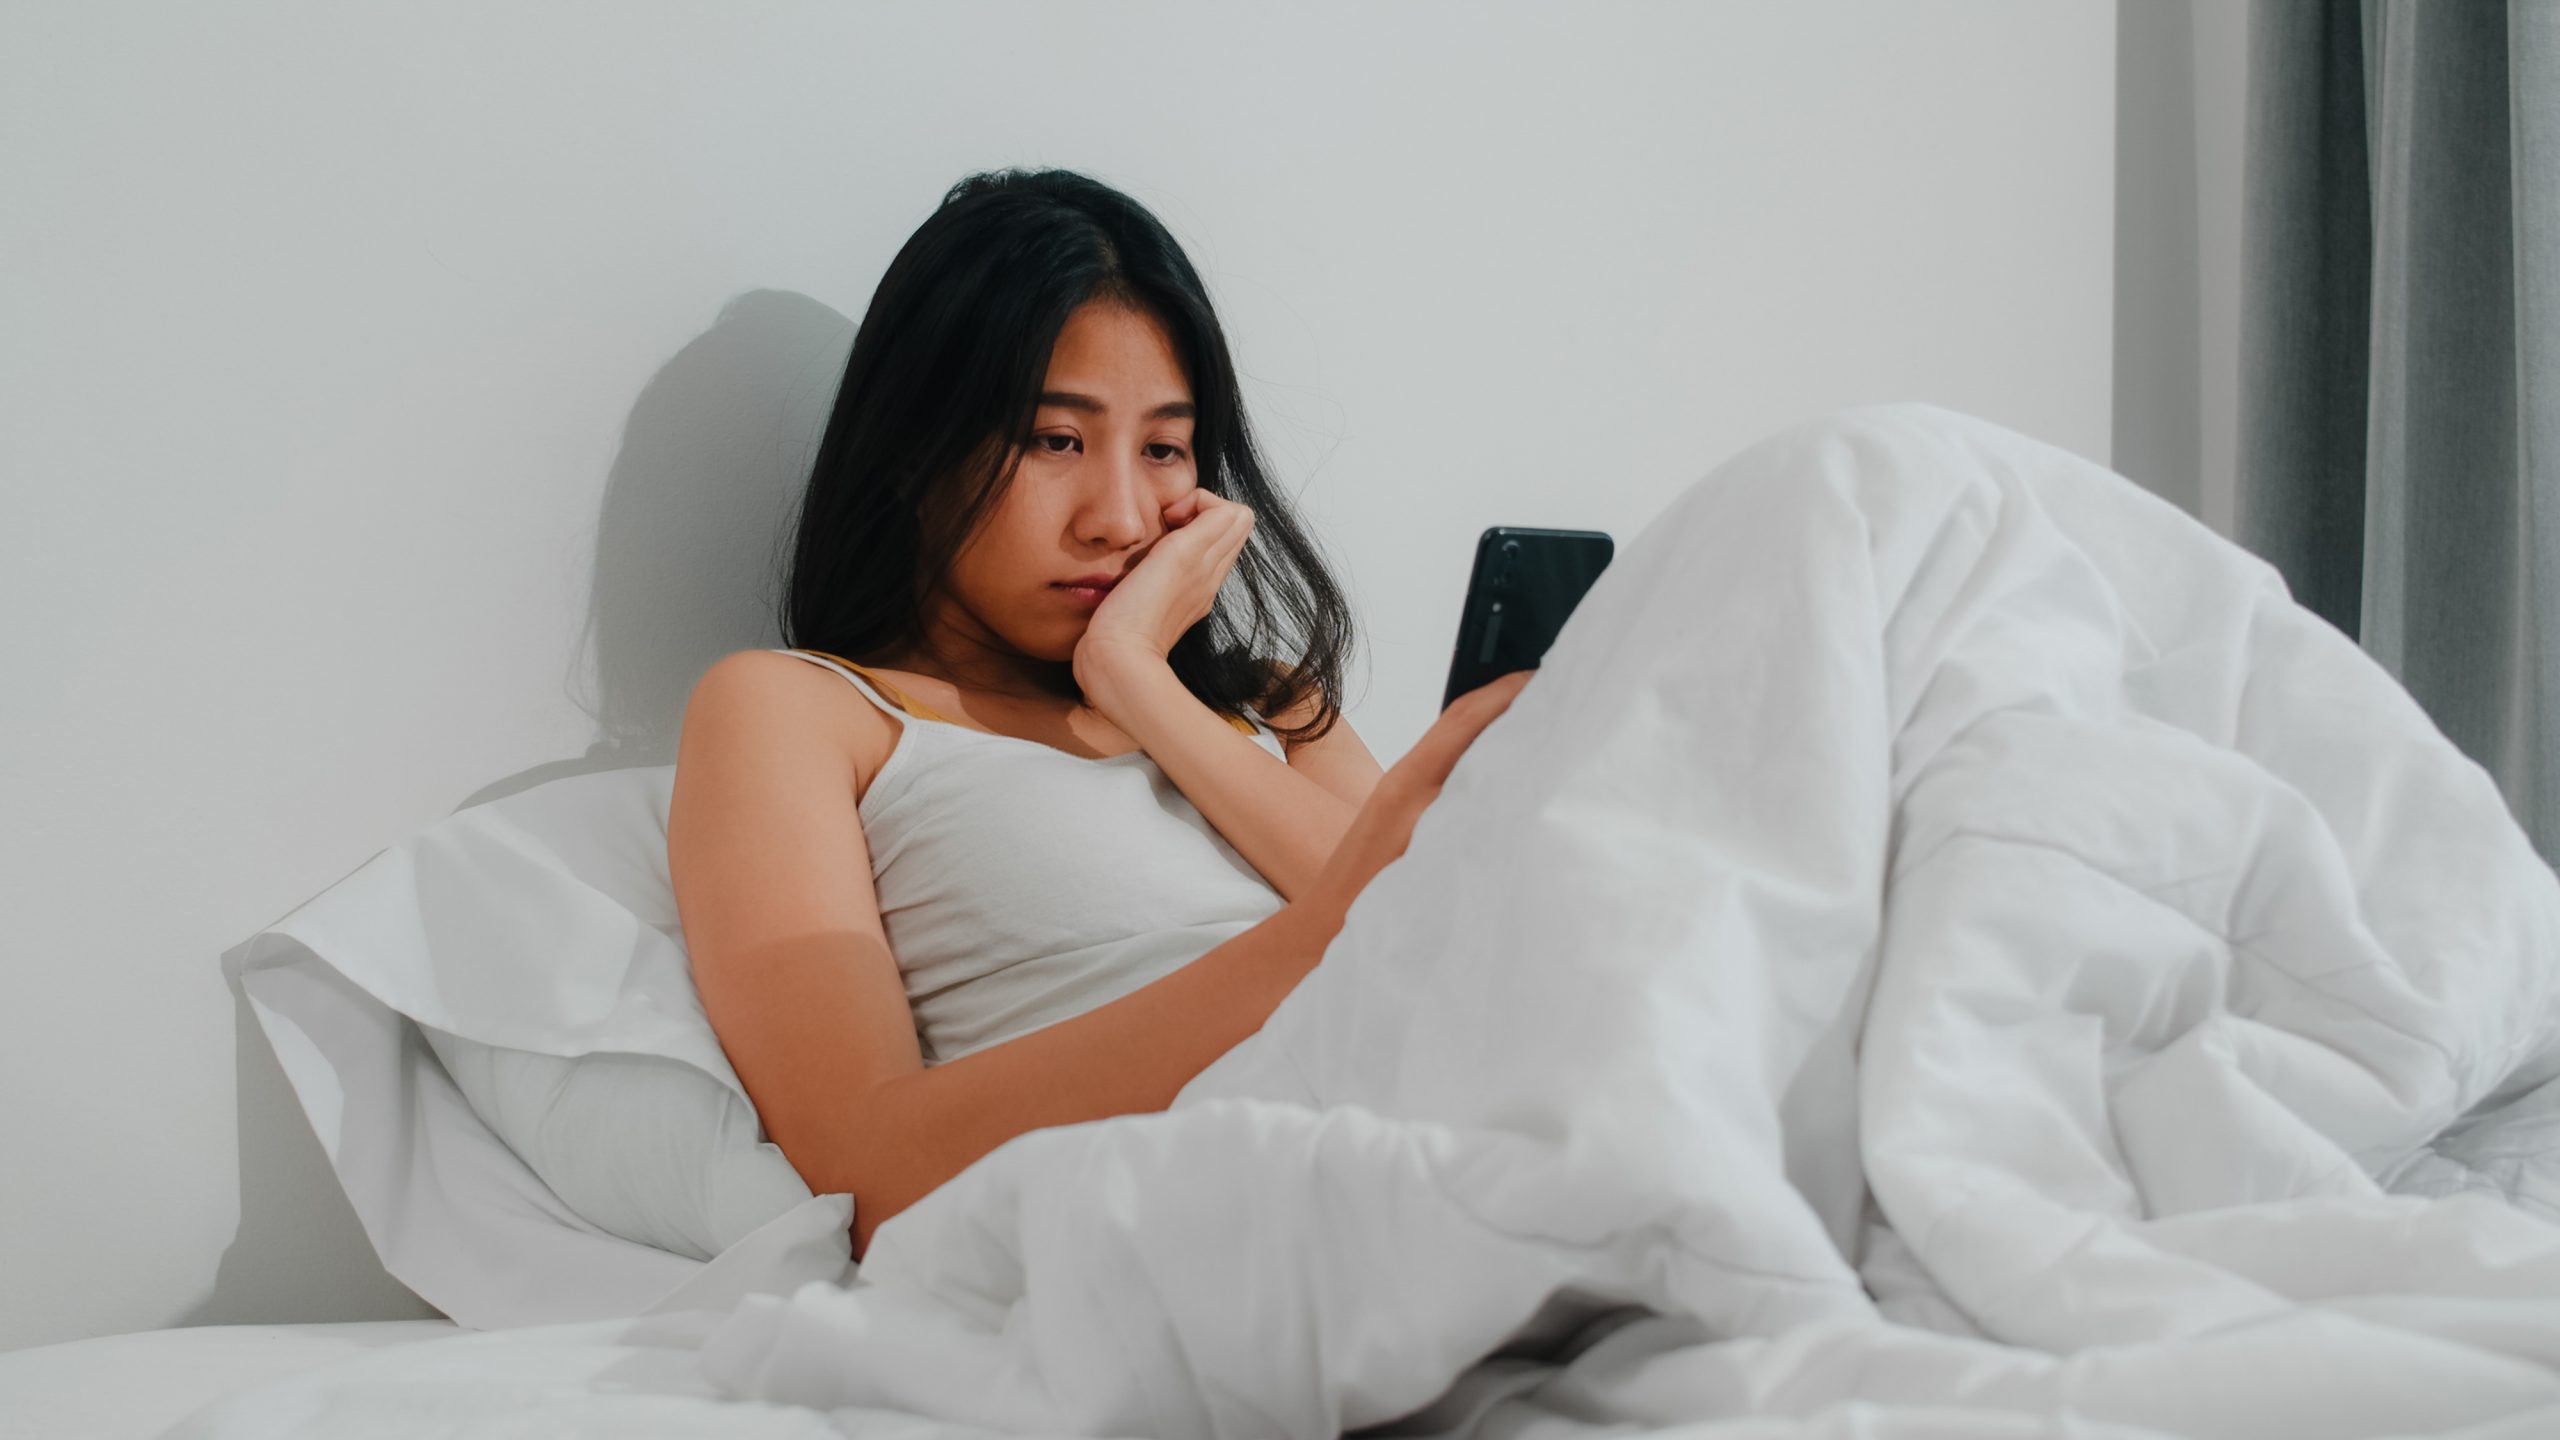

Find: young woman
667;168;1530;1258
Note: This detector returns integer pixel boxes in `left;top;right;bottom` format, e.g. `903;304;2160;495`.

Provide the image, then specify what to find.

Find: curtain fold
2238;0;2558;868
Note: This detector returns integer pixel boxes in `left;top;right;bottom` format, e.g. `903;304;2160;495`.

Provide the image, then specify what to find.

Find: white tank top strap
775;646;1275;749
771;648;915;723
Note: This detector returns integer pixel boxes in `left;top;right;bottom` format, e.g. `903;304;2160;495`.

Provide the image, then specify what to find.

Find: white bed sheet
156;1308;1025;1439
0;1320;461;1440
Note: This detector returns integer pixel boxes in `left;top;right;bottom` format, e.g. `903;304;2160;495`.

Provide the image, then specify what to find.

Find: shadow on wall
177;983;445;1328
180;288;854;1328
505;286;859;802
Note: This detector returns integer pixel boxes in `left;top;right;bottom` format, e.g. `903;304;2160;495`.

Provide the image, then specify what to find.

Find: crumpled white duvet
174;403;2560;1440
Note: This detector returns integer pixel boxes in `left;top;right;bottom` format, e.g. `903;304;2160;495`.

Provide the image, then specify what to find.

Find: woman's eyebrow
1039;390;1195;421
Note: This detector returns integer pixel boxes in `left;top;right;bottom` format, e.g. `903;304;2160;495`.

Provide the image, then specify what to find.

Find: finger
1441;670;1530;720
1397;702;1513;790
1405;671;1530;773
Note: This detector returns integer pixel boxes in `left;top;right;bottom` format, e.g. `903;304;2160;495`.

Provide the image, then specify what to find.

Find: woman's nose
1079;451;1154;549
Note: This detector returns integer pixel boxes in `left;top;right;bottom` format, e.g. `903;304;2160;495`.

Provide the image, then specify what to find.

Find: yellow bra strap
787;649;949;724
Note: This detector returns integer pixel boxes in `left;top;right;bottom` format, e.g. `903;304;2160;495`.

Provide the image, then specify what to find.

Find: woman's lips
1053;580;1114;609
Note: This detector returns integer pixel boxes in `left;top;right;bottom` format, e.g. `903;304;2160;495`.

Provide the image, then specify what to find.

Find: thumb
1400;669;1532;789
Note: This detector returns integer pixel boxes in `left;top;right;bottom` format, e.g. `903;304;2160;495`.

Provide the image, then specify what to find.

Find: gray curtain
2238;0;2559;870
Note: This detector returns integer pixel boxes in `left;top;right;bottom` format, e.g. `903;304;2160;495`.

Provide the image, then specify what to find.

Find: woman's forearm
1079;652;1358;902
802;900;1341;1259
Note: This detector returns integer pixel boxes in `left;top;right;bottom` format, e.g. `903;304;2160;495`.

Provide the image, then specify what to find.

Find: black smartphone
1441;526;1614;711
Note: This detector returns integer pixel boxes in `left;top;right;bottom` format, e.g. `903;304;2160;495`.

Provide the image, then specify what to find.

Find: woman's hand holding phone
1292;669;1534;942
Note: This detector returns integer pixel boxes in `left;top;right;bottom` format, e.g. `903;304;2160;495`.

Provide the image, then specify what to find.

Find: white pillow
418;1028;815;1262
225;761;850;1330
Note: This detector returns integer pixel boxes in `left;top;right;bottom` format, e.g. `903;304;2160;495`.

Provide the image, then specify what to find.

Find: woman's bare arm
834;902;1335;1255
669;651;1342;1259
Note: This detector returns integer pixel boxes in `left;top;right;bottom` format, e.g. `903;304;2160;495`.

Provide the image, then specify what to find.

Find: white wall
2193;0;2252;538
2112;0;2251;534
0;0;2117;1352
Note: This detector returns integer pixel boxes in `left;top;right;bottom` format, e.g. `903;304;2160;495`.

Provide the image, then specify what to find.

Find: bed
0;1321;462;1440
52;403;2559;1440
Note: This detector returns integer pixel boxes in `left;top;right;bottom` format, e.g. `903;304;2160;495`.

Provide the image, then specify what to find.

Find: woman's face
928;300;1201;667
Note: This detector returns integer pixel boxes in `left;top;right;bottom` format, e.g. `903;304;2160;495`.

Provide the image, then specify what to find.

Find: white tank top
771;648;1288;1064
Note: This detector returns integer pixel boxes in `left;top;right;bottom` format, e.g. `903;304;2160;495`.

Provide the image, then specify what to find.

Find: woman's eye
1032;435;1187;462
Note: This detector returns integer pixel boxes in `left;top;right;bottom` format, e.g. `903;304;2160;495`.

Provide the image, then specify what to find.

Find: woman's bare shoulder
689;649;899;798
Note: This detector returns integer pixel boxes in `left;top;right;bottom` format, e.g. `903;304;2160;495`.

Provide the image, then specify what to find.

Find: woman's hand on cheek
1071;486;1254;693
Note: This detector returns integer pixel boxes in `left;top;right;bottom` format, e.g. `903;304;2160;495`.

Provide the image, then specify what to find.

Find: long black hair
776;167;1356;746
